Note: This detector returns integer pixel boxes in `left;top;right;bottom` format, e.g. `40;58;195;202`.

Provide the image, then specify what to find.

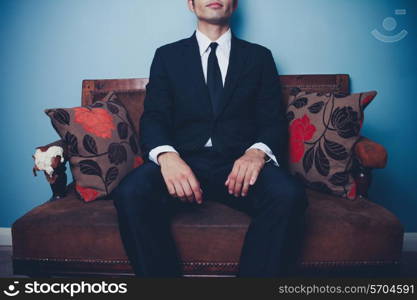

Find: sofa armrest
351;136;388;199
33;139;68;200
354;136;387;169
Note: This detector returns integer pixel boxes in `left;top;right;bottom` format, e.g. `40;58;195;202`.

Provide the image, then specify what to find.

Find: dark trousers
110;146;309;277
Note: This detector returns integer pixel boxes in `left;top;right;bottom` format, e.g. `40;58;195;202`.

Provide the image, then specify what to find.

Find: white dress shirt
149;28;279;167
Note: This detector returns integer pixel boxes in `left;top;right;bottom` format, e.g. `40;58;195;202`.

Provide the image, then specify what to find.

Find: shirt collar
195;27;231;57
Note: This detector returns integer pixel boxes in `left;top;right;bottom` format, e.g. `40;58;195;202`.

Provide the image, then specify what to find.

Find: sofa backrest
82;74;350;137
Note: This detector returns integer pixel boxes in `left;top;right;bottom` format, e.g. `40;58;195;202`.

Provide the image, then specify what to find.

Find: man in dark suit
111;0;309;277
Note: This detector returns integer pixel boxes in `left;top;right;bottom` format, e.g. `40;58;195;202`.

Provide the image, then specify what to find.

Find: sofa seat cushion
302;189;403;264
12;185;403;271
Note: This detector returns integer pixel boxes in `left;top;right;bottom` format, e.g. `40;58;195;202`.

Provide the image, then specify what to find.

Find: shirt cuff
149;145;179;166
246;142;279;167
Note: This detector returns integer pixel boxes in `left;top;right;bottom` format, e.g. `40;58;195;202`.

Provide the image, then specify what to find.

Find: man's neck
197;22;230;42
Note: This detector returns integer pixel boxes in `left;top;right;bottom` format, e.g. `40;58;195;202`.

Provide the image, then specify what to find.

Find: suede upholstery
12;183;403;276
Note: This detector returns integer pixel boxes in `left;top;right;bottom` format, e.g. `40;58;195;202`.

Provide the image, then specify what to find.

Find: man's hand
158;152;203;204
225;149;266;197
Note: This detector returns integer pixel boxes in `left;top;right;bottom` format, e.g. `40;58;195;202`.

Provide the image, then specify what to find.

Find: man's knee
111;161;165;213
261;168;308;214
280;176;307;203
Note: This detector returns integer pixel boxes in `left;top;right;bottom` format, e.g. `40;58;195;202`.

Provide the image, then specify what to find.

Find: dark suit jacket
139;30;288;165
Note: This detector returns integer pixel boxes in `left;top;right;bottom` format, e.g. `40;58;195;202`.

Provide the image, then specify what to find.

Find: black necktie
207;42;223;115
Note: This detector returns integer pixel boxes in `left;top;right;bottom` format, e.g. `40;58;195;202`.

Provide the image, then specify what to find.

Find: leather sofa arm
354;136;387;169
351;136;388;199
33;139;68;200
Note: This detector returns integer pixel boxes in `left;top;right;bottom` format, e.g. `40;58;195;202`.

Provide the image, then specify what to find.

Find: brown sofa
12;74;404;277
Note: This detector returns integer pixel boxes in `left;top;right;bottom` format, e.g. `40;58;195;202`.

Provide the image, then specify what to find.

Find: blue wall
1;0;416;231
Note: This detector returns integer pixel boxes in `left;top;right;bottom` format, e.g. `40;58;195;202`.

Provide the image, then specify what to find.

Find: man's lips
207;2;223;8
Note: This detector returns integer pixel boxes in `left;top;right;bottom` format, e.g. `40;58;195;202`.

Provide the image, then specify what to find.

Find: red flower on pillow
74;107;115;139
289;114;316;163
133;156;144;168
75;184;99;202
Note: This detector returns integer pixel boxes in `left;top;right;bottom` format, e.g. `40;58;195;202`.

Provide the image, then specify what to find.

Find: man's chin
199;16;230;25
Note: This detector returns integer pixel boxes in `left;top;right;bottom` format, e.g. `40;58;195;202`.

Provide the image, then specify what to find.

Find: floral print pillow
45;91;144;202
286;88;377;200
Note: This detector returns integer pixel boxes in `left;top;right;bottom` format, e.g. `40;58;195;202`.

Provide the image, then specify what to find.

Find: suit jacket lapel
216;30;248;119
182;30;249;120
182;31;213;115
